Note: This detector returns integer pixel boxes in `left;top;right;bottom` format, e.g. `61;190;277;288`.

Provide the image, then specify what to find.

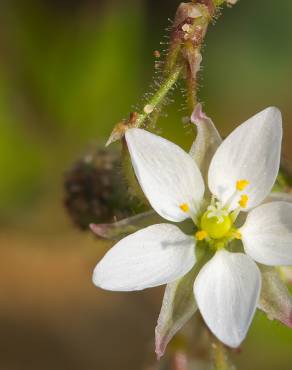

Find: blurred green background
0;0;291;369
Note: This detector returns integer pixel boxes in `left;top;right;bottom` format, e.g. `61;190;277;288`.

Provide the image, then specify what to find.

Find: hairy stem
106;65;182;146
135;66;182;127
107;0;238;202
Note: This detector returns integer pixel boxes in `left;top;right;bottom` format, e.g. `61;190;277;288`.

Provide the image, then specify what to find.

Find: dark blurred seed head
64;149;144;230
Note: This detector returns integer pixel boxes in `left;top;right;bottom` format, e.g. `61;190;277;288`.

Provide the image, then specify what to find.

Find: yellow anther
236;179;250;191
196;230;208;241
239;194;249;208
234;231;242;240
180;203;190;213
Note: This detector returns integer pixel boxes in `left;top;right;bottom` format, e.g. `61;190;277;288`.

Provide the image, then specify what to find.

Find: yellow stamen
234;231;242;240
236;179;250;191
239;194;249;208
196;230;208;241
180;203;190;213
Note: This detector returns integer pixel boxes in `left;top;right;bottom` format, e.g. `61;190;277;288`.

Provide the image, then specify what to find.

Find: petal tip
277;302;292;328
263;106;282;125
191;102;206;124
283;312;292;328
89;223;98;233
155;328;167;360
92;263;110;290
222;336;243;349
265;105;281;114
90;223;109;238
92;266;102;288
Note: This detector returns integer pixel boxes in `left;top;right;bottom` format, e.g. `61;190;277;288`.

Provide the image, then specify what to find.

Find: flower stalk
105;1;238;206
107;1;237;146
135;66;183;128
211;337;235;370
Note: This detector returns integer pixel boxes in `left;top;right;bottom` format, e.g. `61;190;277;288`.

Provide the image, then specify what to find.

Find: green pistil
197;209;241;251
201;211;232;239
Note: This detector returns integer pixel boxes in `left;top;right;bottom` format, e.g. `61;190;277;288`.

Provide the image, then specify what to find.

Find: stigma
200;210;232;239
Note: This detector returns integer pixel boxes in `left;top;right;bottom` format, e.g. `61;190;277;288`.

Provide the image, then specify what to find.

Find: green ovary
201;211;232;239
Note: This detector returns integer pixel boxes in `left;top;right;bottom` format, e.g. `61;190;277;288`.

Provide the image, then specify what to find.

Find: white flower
93;106;292;353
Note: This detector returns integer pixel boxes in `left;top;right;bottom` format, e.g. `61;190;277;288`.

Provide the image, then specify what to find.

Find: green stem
211;337;234;370
165;43;182;75
185;58;198;112
135;66;183;127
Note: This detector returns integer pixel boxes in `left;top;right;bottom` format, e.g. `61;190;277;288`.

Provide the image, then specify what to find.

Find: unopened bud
174;3;203;28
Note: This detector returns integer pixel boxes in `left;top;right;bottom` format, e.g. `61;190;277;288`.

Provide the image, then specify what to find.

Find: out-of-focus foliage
0;0;145;216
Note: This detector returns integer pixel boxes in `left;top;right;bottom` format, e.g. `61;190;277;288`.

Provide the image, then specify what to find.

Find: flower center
201;210;232;239
179;179;249;248
179;179;250;250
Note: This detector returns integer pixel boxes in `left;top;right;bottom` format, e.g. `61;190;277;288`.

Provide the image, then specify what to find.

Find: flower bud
173;3;204;28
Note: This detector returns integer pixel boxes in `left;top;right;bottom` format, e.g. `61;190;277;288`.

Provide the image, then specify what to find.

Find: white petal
194;250;261;348
93;224;196;291
125;128;205;222
241;202;292;266
208;107;282;210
